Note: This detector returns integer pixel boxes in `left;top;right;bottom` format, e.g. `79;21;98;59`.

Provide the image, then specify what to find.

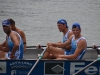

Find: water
0;0;100;46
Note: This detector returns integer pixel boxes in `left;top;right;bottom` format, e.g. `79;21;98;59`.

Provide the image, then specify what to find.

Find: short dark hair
7;18;15;25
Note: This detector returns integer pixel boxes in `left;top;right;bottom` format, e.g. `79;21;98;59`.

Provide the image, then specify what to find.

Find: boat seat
82;48;98;60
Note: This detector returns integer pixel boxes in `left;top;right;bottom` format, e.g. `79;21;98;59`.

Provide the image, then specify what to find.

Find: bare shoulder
11;31;16;36
79;38;86;44
17;29;25;36
69;35;74;41
77;38;87;49
17;29;24;33
10;31;17;38
68;30;73;38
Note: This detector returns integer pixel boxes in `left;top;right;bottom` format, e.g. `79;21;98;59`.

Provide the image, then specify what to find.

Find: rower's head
72;22;81;36
72;22;81;29
57;19;68;32
7;18;15;30
57;19;68;28
2;19;11;34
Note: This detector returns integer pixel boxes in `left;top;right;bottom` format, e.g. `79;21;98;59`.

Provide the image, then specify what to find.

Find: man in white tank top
0;19;24;59
7;18;26;52
42;22;87;60
39;19;73;59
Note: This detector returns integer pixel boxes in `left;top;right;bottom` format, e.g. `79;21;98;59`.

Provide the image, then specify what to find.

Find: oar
87;46;100;48
26;45;46;48
27;46;48;75
73;58;100;75
26;45;100;48
73;46;100;75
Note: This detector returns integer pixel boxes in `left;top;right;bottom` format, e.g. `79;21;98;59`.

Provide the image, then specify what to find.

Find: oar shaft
87;46;100;48
27;47;47;75
26;45;46;48
26;45;100;48
73;59;98;75
27;59;40;75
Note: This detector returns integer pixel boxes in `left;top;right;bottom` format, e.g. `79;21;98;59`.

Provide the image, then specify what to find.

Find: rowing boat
0;48;99;75
24;47;98;60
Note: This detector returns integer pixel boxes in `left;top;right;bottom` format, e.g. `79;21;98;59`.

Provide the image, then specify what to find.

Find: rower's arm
53;36;72;48
20;31;26;52
10;32;19;57
63;32;73;50
0;41;9;52
0;41;6;46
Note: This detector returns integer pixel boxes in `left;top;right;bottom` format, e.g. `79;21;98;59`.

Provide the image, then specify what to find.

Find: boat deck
24;48;98;60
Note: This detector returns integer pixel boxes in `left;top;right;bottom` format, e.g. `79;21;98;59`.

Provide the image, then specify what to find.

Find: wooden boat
0;47;100;75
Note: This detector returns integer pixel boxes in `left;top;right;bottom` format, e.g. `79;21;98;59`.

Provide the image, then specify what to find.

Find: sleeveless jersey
7;31;24;59
63;30;71;43
66;36;87;60
63;30;71;53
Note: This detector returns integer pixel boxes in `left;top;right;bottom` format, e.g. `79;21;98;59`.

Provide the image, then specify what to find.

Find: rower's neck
63;28;69;35
7;30;11;36
13;26;18;31
74;34;82;40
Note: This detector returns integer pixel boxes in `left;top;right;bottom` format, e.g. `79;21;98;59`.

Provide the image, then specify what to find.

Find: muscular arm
0;41;6;46
63;31;73;50
19;30;26;52
10;32;20;56
0;40;9;52
52;35;72;48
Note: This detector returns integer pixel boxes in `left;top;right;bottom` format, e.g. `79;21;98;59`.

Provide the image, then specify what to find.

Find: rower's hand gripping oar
27;46;48;75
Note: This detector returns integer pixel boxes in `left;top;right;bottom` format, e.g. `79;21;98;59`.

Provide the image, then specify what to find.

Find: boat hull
0;48;99;75
0;59;100;75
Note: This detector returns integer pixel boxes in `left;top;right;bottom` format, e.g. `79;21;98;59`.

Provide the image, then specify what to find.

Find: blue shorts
5;51;22;59
64;51;70;55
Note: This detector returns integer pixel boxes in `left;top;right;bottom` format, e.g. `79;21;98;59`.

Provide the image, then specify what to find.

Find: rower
7;18;26;52
0;19;24;59
41;22;87;60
